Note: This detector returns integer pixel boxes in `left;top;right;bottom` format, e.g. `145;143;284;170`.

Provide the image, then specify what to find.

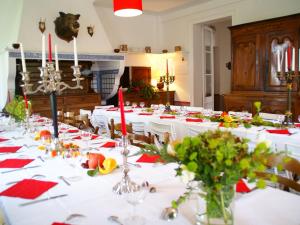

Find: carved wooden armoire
224;13;300;120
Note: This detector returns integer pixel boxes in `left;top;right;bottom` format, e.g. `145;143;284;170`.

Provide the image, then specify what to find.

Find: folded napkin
0;159;34;168
0;138;9;142
0;146;22;153
160;115;176;119
136;154;162;163
295;123;300;128
266;129;291;135
67;129;79;133
138;113;153;116
124;110;134;113
186;118;203;122
187;112;202;115
0;179;58;199
72;135;99;140
101;142;117;148
106;107;118;111
34;119;45;123
52;223;71;225
236;179;251;193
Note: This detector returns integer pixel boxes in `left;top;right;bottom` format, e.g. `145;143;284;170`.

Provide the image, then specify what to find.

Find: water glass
132;102;137;108
126;101;131;107
81;131;92;150
140;102;145;108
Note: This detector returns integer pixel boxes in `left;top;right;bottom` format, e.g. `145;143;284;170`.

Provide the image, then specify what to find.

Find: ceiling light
113;0;143;17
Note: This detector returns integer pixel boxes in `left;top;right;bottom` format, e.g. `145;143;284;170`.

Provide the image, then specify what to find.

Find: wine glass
132;102;137;108
123;185;148;225
81;131;92;150
140;102;145;108
126;101;131;107
298;115;300;123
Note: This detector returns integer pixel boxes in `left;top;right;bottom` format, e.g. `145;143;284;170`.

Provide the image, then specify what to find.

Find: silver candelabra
20;61;84;143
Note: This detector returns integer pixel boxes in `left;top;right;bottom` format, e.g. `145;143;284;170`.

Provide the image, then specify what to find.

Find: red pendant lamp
114;0;143;17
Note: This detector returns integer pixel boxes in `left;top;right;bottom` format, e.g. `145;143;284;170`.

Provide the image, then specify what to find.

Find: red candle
287;46;291;70
118;88;127;136
24;95;28;109
166;59;169;75
48;33;52;62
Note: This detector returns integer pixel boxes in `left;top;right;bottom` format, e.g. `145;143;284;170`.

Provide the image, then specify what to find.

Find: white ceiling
94;0;211;13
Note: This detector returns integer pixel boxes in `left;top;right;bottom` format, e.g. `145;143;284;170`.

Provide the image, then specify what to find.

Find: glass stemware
132;102;137;108
81;131;92;150
140;102;145;108
298;115;300;123
126;101;131;107
123;185;148;225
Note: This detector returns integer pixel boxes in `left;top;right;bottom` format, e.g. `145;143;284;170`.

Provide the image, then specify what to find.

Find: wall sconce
39;18;46;33
87;25;94;37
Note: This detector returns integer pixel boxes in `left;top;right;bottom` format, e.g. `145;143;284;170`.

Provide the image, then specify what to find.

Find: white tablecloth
0;121;300;225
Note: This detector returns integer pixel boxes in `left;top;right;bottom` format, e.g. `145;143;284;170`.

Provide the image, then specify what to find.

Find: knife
1;165;41;174
19;194;68;207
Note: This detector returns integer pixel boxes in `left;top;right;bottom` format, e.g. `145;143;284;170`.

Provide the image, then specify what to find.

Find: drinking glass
140;102;145;108
81;131;92;150
126;101;131;107
298;115;300;123
124;185;148;225
132;102;137;108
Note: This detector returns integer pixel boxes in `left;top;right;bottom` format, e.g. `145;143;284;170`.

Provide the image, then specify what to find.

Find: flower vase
196;187;234;225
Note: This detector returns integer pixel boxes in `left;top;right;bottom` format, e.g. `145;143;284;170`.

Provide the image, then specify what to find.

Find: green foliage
127;81;158;100
5;95;29;121
140;130;273;218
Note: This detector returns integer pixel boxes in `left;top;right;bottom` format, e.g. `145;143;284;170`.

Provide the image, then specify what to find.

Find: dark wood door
231;34;262;91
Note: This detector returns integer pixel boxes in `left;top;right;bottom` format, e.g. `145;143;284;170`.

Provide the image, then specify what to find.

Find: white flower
167;144;176;157
179;165;195;184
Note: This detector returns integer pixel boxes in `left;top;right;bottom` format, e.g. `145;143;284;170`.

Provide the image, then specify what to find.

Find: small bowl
114;49;120;53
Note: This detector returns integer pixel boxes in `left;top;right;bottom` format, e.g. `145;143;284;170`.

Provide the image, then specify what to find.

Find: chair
90;114;110;136
148;121;175;143
57;110;64;122
74;114;94;132
128;133;154;148
256;154;300;192
64;112;76;126
79;109;92;118
110;118;133;139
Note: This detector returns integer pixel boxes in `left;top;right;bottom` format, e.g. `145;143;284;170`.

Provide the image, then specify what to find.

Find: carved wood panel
131;67;151;84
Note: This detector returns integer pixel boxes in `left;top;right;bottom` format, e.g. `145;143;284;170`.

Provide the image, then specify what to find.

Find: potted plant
140;130;275;225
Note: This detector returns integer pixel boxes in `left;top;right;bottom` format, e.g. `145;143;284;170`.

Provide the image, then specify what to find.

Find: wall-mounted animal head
54;12;80;42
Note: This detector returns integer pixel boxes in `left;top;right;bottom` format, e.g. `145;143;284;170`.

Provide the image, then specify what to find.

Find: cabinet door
265;31;298;92
232;35;262;91
131;67;151;84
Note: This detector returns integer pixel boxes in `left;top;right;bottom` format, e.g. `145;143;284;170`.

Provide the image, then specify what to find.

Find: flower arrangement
4;95;30;121
140;130;275;224
127;81;158;100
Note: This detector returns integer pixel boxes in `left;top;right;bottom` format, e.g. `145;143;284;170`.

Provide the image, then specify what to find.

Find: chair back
64;111;76;126
128;133;154;148
57;110;64;122
148;121;175;143
79;109;92;118
90;114;110;136
110;118;133;139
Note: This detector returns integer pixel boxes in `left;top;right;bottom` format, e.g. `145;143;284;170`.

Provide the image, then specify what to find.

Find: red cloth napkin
124;110;134;113
236;179;251;193
0;138;9;142
187;112;202;115
72;135;99;140
160;115;176;119
52;223;71;225
34;119;45;123
0;179;58;199
67;129;79;133
138;113;153;116
186;118;203;122
266;129;291;135
295;123;300;128
0;159;34;168
106;107;118;111
136;154;162;163
101;142;117;148
0;146;22;153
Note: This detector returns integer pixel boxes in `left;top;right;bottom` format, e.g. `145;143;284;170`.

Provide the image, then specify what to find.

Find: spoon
108;215;123;225
127;162;142;168
161;207;178;221
59;176;71;186
64;213;85;223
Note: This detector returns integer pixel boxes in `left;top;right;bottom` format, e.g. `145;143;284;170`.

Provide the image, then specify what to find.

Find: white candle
285;51;288;72
42;34;46;67
20;43;27;72
55;44;59;71
276;49;280;72
292;47;295;71
73;36;78;67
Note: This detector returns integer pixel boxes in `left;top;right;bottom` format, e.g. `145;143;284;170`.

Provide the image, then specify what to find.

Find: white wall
17;0;112;54
160;0;300;104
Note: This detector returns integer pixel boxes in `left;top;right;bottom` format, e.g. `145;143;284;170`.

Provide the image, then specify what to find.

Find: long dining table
0;116;300;225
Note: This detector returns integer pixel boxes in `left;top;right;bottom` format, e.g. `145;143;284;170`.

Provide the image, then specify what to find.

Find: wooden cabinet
131;67;151;84
225;13;300;119
30;93;101;117
124;91;175;107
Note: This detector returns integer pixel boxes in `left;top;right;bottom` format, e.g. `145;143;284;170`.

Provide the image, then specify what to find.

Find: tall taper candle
166;59;169;75
24;94;28;109
285;51;288;72
55;44;59;71
292;47;295;71
73;36;78;67
48;33;52;62
20;43;27;72
42;34;46;67
118;88;127;136
277;49;280;72
287;46;291;70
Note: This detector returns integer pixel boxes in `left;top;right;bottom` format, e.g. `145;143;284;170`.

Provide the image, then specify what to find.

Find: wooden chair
57;110;64;123
128;133;155;148
64;111;76;126
256;154;300;192
110;118;133;139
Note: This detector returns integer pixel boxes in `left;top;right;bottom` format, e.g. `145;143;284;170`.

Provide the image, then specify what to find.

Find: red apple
88;153;105;169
